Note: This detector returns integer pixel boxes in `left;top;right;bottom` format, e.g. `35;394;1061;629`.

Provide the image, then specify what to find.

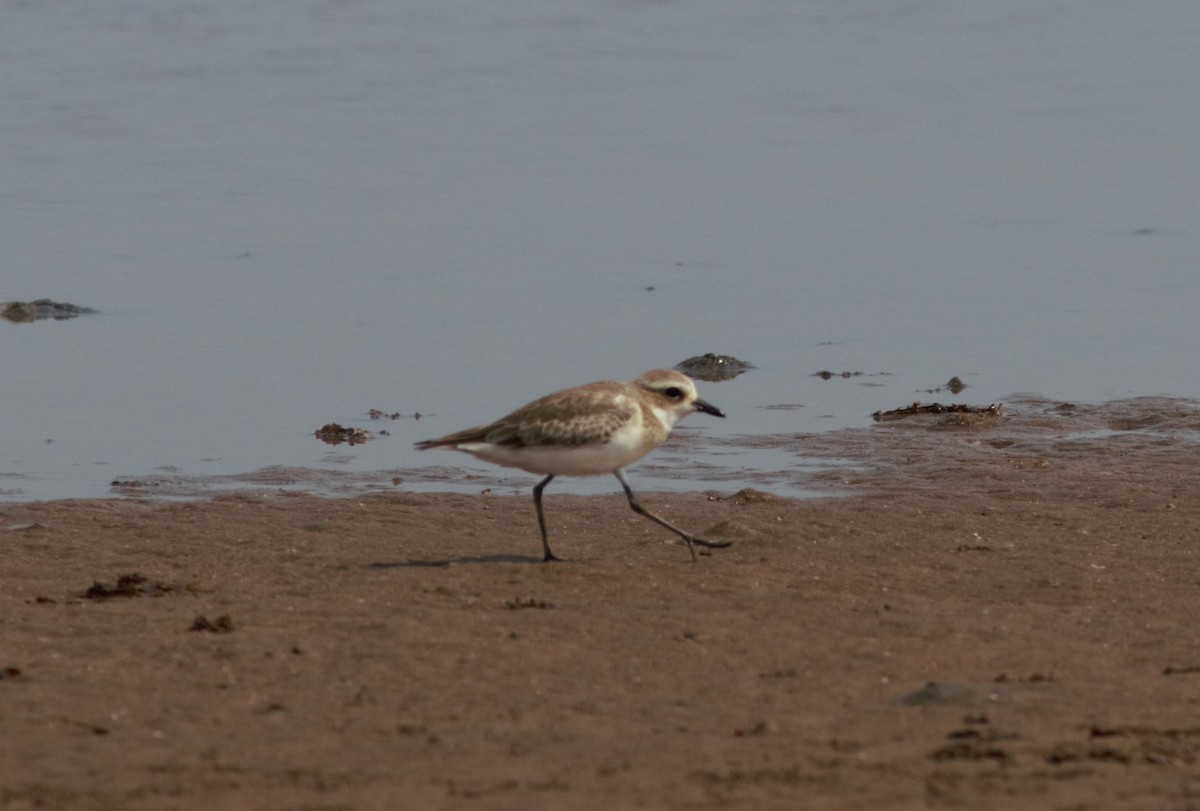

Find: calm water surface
3;1;1199;501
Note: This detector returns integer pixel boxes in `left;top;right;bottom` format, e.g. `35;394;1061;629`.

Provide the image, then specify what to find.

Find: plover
415;369;731;562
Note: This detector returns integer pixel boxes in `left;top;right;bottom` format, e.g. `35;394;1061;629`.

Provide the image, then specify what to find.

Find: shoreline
3;397;1199;809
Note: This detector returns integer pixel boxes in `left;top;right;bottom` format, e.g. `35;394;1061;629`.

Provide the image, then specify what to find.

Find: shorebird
415;369;730;561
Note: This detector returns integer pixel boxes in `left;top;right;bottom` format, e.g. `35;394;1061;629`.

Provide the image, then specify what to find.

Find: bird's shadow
367;554;556;568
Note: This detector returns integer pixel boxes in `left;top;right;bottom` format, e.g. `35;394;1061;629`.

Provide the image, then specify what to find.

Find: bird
414;369;731;562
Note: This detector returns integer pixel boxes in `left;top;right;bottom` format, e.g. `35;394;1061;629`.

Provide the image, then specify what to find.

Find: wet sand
3;397;1199;809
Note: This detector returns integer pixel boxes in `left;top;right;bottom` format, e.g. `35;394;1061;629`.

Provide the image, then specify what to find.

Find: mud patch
83;573;174;599
189;615;234;633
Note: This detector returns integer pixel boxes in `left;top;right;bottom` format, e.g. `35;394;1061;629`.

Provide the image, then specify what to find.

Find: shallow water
3;1;1199;501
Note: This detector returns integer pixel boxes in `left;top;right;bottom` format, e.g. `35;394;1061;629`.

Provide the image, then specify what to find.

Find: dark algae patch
83;573;174;600
2;299;95;323
675;353;754;381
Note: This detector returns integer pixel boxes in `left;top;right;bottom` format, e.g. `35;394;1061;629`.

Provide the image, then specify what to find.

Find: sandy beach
3;396;1199;810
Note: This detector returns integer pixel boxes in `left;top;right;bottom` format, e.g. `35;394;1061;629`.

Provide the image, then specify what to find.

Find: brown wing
492;384;635;448
416;382;634;450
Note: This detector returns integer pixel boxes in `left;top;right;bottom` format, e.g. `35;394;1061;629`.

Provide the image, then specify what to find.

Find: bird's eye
663;386;683;399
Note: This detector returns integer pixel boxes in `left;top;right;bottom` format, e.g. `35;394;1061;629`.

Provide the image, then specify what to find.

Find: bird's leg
613;471;732;561
532;474;561;562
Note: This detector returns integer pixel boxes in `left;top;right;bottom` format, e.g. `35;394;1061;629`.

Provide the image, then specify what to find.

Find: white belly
455;420;657;476
458;441;649;476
